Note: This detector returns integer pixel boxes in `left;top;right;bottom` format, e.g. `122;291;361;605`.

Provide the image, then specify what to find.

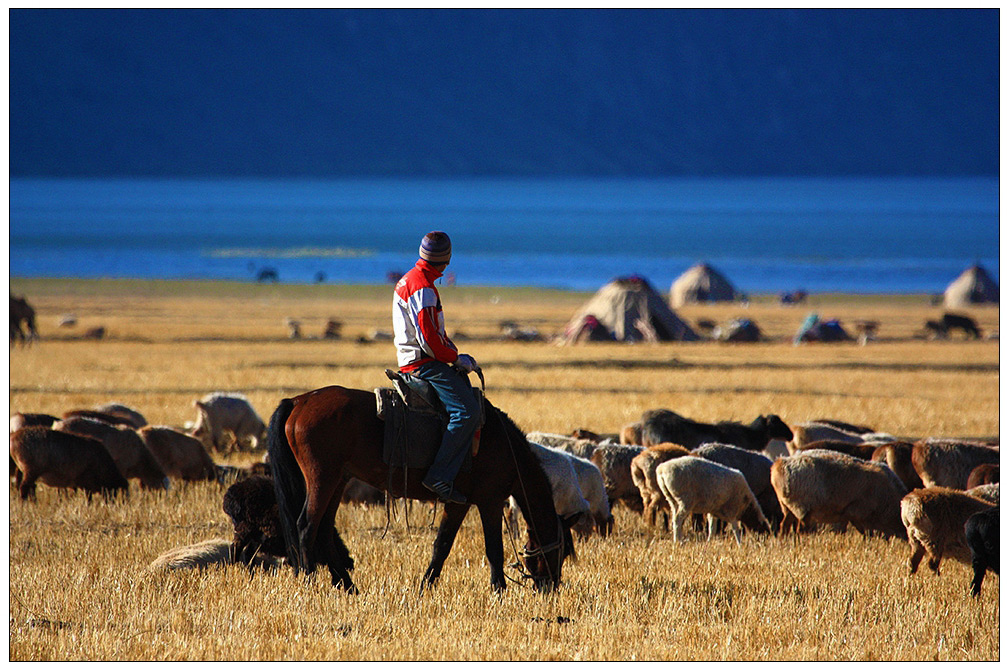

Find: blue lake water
8;177;1000;294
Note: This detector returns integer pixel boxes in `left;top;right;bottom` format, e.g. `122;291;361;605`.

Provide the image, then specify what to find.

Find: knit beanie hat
419;231;452;265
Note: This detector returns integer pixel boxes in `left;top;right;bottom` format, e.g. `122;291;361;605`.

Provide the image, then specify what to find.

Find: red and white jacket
392;259;459;372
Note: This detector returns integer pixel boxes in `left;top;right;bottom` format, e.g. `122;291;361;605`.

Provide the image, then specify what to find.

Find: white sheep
507;442;591;537
655;455;770;545
562;448;614;537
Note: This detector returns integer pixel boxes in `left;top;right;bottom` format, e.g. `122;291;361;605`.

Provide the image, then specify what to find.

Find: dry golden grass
8;279;1000;661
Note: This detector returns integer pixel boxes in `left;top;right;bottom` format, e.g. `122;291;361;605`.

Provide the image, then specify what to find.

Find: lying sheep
655;456;770;544
900;487;995;578
222;475;287;563
770;449;907;539
590;443;645;513
912;439;1000;490
692;442;782;530
630;443;691;528
870;441;924;491
146;538;286;572
965;506;999;597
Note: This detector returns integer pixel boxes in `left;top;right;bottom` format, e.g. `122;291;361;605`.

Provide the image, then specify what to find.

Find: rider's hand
456;353;478;373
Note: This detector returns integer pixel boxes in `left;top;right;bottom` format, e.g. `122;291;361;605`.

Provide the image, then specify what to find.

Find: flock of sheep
523;408;999;598
9;393;1000;599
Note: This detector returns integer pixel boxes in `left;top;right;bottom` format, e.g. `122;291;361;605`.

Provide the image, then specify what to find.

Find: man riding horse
392;231;480;505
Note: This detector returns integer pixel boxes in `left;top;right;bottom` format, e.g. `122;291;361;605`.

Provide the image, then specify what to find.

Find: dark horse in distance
267;385;576;594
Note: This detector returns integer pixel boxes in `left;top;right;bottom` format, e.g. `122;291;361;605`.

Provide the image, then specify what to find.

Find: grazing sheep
146;538;285;572
786;422;867;454
619;421;643;446
508;442;591;541
9;426;129;501
966;483;999;505
912;439;1000;490
810;418;876;435
62;409;135;427
137;425;219;482
566;451;614;537
92;403;148;429
900;487;995;577
570;428;618;444
190;392;267;453
55;416;169;490
655;456;771;544
965;507;999;597
770;449;908;539
794;438;879;461
966;463;999;490
870;441;924;491
630;443;691;528
525;431;598;459
692;442;782;530
590;443;645;512
639;409;793;452
222;475;287;563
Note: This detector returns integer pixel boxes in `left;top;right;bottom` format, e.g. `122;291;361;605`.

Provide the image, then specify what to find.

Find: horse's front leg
420;502;470;593
477;503;507;593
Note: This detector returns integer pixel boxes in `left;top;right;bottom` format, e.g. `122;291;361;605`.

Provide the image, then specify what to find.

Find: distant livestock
900;487;995;580
966;463;999;490
870;441;925;491
9;294;38;346
639;409;793;452
924;313;982;340
692;442;783;530
911;439;999;490
629;443;691;528
190;392;267;453
138;425;218;482
146;538;285;573
9;426;129;501
964;507;999;597
770;450;908;539
589;443;645;512
655;456;771;544
55;416;169;490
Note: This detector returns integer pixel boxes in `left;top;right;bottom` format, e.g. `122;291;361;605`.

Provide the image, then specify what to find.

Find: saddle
375;369;484;472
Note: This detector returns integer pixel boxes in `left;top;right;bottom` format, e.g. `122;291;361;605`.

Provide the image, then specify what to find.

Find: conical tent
562;276;699;343
943;265;999;308
669;262;741;308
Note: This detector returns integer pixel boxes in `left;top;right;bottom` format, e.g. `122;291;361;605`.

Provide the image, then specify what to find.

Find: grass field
8;279;1001;661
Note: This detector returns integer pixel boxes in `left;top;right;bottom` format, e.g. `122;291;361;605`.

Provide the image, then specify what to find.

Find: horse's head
520;513;579;592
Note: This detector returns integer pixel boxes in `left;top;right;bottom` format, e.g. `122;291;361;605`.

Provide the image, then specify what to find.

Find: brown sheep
92;403;148;429
794;438;878;461
619;421;643;446
590;443;645;512
54;416;169;490
137;425;219;482
912;439;999;490
629;442;691;528
10;426;129;501
966;463;999;490
870;441;924;491
770;449;907;539
900;487;995;577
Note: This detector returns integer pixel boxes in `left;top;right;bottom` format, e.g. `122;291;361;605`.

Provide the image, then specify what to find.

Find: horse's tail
267;398;305;573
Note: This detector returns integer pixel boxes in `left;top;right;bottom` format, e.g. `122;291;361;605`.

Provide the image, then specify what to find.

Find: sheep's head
763;414;793;441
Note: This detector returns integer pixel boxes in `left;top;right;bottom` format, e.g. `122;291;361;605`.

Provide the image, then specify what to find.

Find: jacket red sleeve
417;305;458;363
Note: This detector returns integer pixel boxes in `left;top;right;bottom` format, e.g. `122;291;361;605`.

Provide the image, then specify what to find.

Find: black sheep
639;409;793;452
965;506;999;598
222;475;287;564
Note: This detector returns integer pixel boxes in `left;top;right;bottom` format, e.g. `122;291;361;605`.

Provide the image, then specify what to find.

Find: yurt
669;262;741;308
562;276;699;343
943;265;999;308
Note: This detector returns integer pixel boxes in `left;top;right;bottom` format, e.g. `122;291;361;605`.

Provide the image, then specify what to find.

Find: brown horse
267;385;576;594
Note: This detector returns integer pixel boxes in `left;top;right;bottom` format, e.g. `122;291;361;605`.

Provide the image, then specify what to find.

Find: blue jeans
409;360;481;485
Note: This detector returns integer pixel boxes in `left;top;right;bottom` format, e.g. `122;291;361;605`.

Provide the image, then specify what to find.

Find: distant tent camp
669;263;742;308
563;276;699;343
943;265;999;308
